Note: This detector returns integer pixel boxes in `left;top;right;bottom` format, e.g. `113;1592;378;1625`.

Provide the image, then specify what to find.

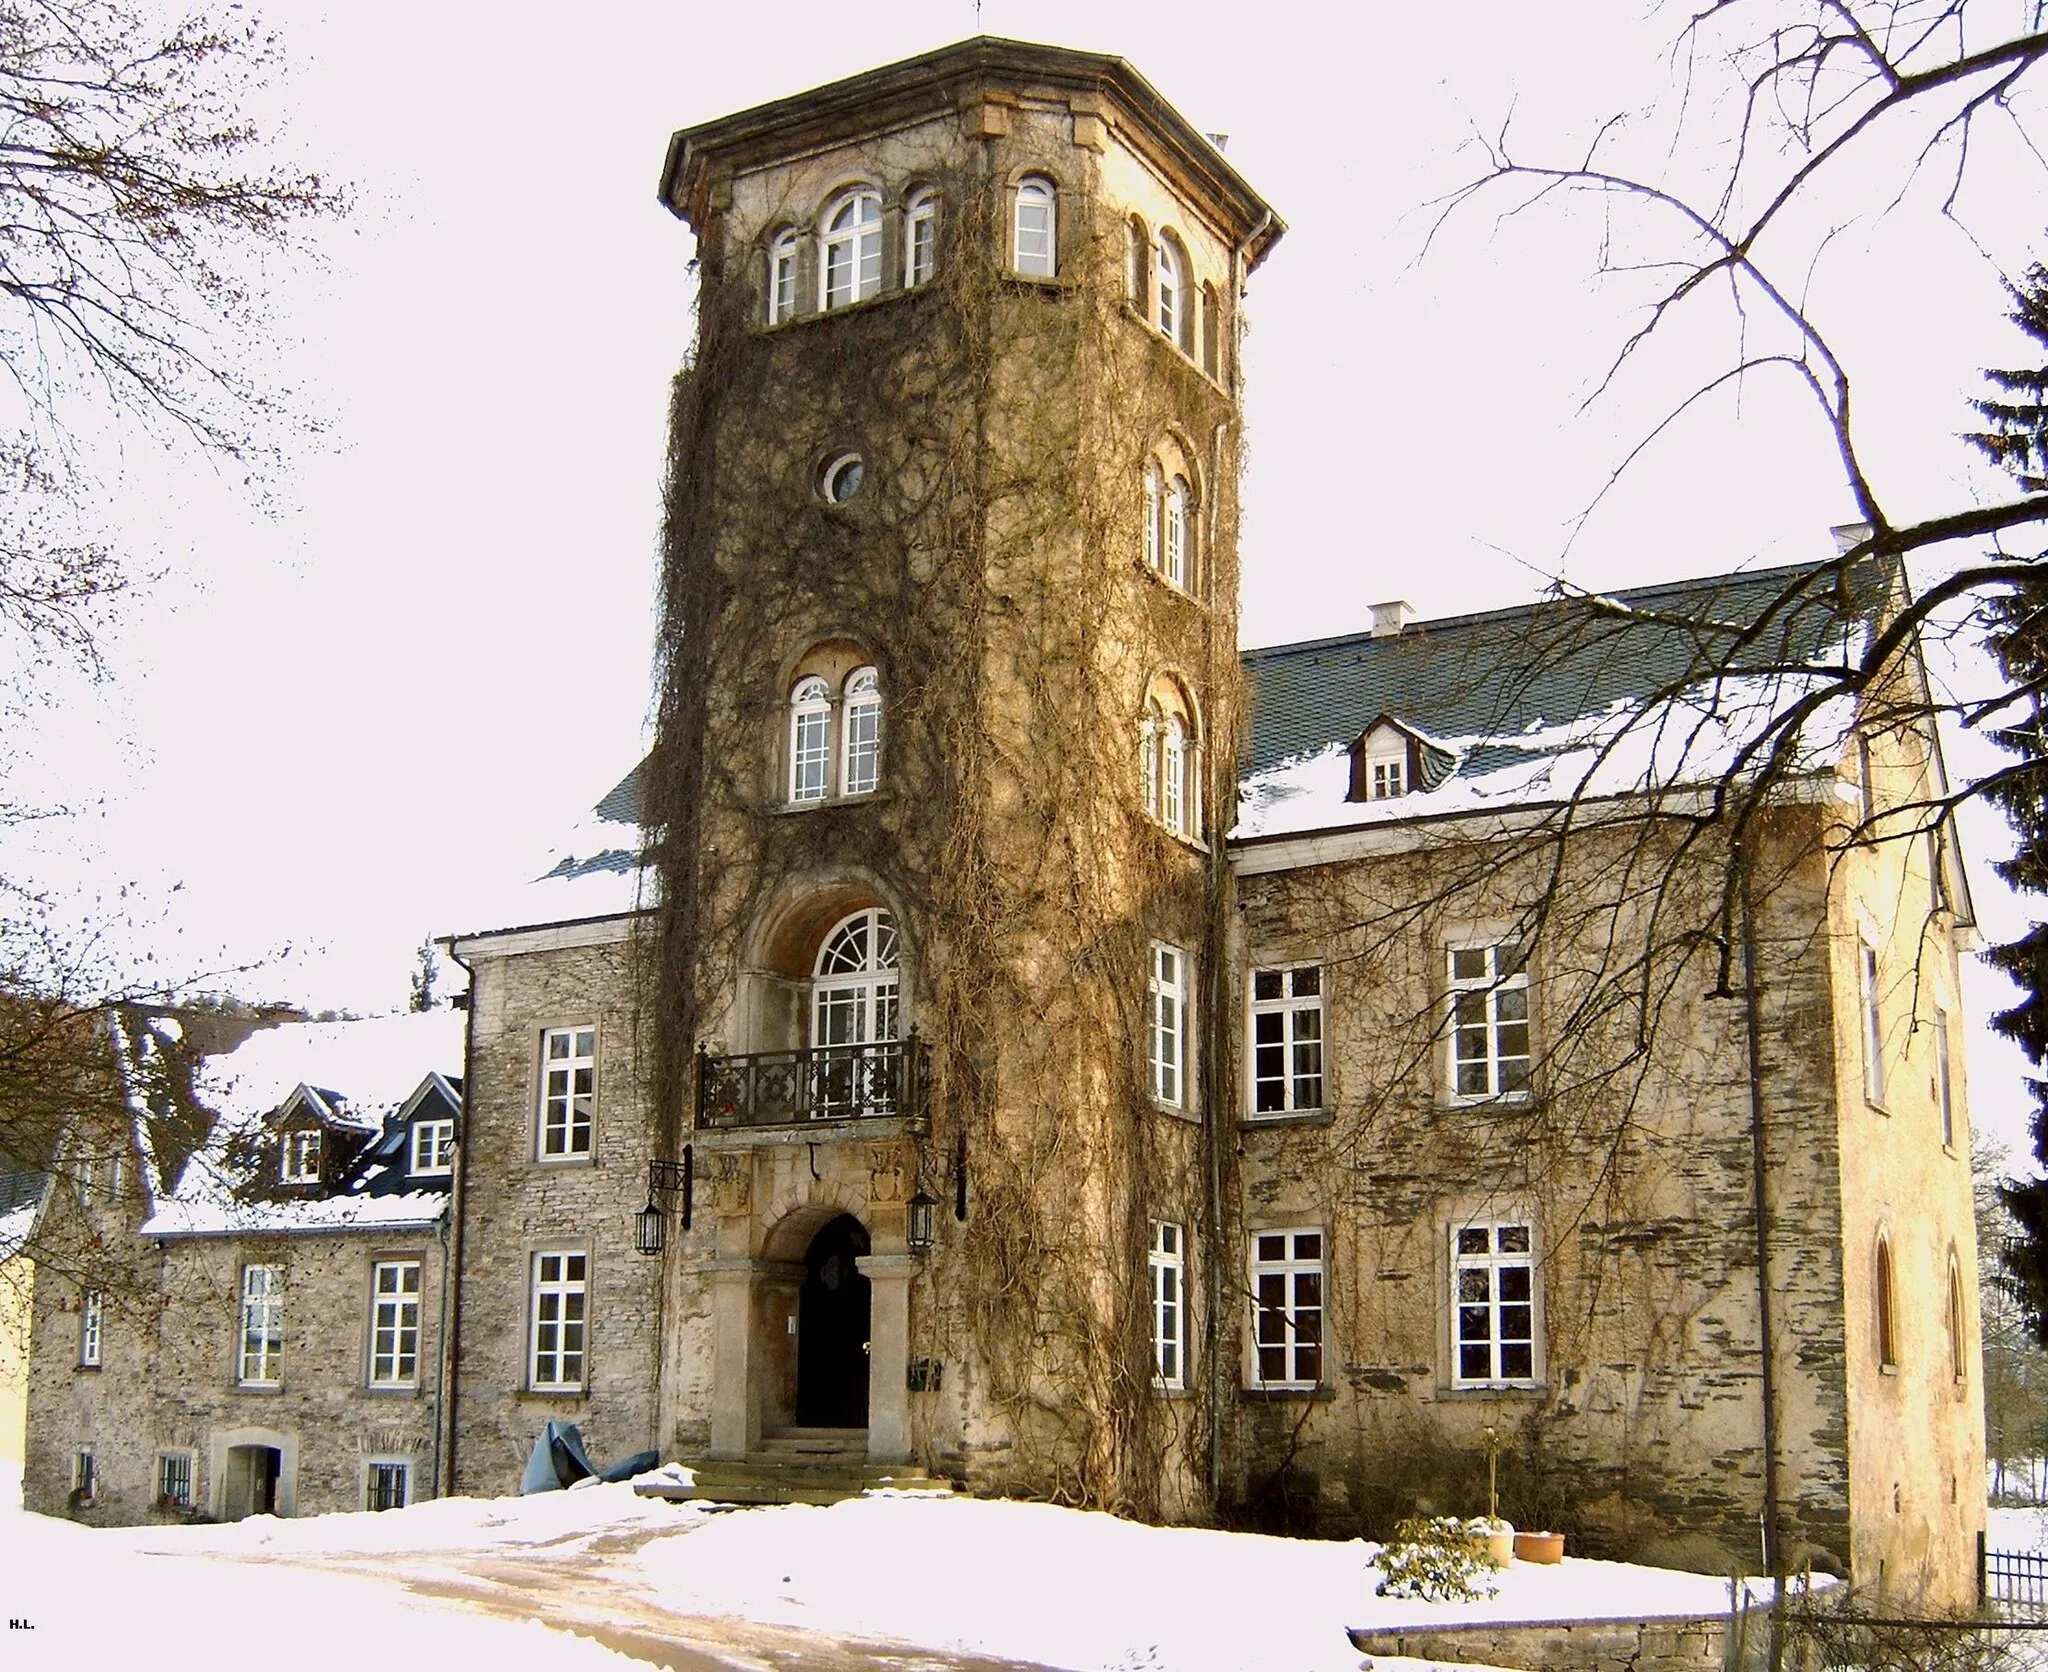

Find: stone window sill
1437;1383;1548;1401
1241;1384;1334;1403
1241;1110;1333;1131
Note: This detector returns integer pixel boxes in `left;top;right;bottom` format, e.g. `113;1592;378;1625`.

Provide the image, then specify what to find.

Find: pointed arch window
821;189;883;310
768;228;800;324
905;189;937;288
789;676;832;802
1876;1234;1898;1369
842;666;881;796
1014;177;1056;277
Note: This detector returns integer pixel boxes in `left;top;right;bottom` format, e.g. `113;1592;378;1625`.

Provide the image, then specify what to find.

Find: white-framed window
530;1250;587;1391
80;1287;103;1367
539;1027;596;1159
1013;177;1056;276
1143;464;1161;570
841;666;882;796
820;188;882;310
1161;716;1186;836
370;1260;422;1388
904;189;936;288
238;1264;283;1387
1250;1229;1323;1389
1163;478;1189;589
157;1451;193;1508
282;1128;321;1184
1150;1221;1185;1390
1859;939;1886;1107
1250;966;1324;1115
813;908;901;1048
1368;737;1408;799
768;228;799;324
1449;943;1531;1101
1935;1007;1955;1148
1452;1219;1538;1386
365;1459;411;1512
72;1447;95;1501
1148;942;1188;1107
790;675;832;803
410;1118;456;1177
1156;232;1182;343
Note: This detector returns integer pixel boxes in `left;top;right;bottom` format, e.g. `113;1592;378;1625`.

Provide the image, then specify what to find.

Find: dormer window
410;1118;456;1178
1369;744;1406;800
1348;717;1457;803
282;1129;322;1185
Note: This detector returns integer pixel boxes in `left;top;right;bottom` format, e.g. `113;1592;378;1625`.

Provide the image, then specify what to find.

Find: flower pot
1514;1530;1565;1564
1466;1522;1515;1567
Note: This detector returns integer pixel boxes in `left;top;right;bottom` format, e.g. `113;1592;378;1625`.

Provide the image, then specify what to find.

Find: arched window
1163;477;1189;589
768;229;800;324
904;189;937;289
789;676;832;802
1155;233;1181;343
821;189;882;310
1948;1250;1967;1384
841;666;881;796
1143;464;1161;571
1140;682;1202;840
1014;177;1056;277
1876;1235;1898;1369
813;909;900;1048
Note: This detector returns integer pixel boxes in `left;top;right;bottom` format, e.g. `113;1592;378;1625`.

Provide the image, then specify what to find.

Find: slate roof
1241;559;1887;780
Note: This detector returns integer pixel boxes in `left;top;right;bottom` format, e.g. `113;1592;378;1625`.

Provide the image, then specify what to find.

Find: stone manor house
21;38;1987;1605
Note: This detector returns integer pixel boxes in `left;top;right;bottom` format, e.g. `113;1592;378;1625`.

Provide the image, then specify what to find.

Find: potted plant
1514;1529;1566;1564
1467;1513;1516;1567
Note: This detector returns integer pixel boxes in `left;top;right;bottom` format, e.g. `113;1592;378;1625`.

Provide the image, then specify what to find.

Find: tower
647;38;1281;1510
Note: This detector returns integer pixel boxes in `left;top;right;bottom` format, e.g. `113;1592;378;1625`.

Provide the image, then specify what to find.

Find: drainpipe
1737;854;1784;1586
434;940;476;1501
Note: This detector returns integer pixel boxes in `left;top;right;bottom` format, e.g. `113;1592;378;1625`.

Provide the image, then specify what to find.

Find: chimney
1369;600;1417;638
1831;521;1873;555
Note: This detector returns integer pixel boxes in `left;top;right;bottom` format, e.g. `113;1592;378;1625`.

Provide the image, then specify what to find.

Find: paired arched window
1141;683;1202;839
787;664;883;803
821;188;883;310
904;189;937;289
1014;177;1056;277
769;229;800;325
1875;1235;1898;1369
1141;458;1196;593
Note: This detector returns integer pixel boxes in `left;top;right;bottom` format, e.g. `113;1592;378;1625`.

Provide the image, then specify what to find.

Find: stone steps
635;1429;951;1507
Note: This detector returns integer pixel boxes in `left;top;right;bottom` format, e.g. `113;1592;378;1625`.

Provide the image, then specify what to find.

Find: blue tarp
519;1420;658;1494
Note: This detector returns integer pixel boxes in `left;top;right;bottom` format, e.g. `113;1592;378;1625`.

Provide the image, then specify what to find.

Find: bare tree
0;0;337;1268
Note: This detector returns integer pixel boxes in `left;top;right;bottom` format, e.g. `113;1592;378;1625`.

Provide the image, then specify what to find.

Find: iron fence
1982;1532;2048;1613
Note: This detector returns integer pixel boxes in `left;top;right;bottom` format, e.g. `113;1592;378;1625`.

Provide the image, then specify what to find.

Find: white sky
5;0;2046;1162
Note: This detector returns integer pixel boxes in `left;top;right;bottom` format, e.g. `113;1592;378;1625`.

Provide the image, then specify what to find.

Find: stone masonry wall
449;929;665;1493
1221;806;1854;1574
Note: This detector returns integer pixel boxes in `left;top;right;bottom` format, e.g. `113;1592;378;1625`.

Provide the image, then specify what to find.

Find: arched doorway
796;1214;871;1428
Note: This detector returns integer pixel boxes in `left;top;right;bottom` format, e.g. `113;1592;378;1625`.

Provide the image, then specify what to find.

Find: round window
821;452;864;504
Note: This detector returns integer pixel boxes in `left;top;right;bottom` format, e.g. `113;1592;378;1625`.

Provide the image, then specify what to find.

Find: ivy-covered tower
645;38;1281;1512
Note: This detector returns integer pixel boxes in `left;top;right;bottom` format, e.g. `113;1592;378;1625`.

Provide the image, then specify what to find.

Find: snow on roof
1235;671;1858;842
0;1191;44;1259
141;1011;464;1239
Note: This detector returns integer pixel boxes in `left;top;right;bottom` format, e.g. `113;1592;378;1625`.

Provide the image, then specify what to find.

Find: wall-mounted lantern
906;1187;937;1253
633;1149;693;1257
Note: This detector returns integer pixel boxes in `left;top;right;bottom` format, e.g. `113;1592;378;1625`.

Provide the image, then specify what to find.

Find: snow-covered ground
0;1479;1772;1672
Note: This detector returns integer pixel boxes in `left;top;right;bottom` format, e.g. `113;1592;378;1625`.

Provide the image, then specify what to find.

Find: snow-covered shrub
1372;1515;1500;1602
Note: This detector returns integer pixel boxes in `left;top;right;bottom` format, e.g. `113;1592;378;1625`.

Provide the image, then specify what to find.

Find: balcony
696;1037;928;1130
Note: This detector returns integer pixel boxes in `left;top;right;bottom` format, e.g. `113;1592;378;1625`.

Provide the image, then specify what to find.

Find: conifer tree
1968;264;2048;1339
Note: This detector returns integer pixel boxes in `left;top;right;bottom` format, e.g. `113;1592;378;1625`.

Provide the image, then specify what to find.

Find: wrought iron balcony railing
695;1036;927;1130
